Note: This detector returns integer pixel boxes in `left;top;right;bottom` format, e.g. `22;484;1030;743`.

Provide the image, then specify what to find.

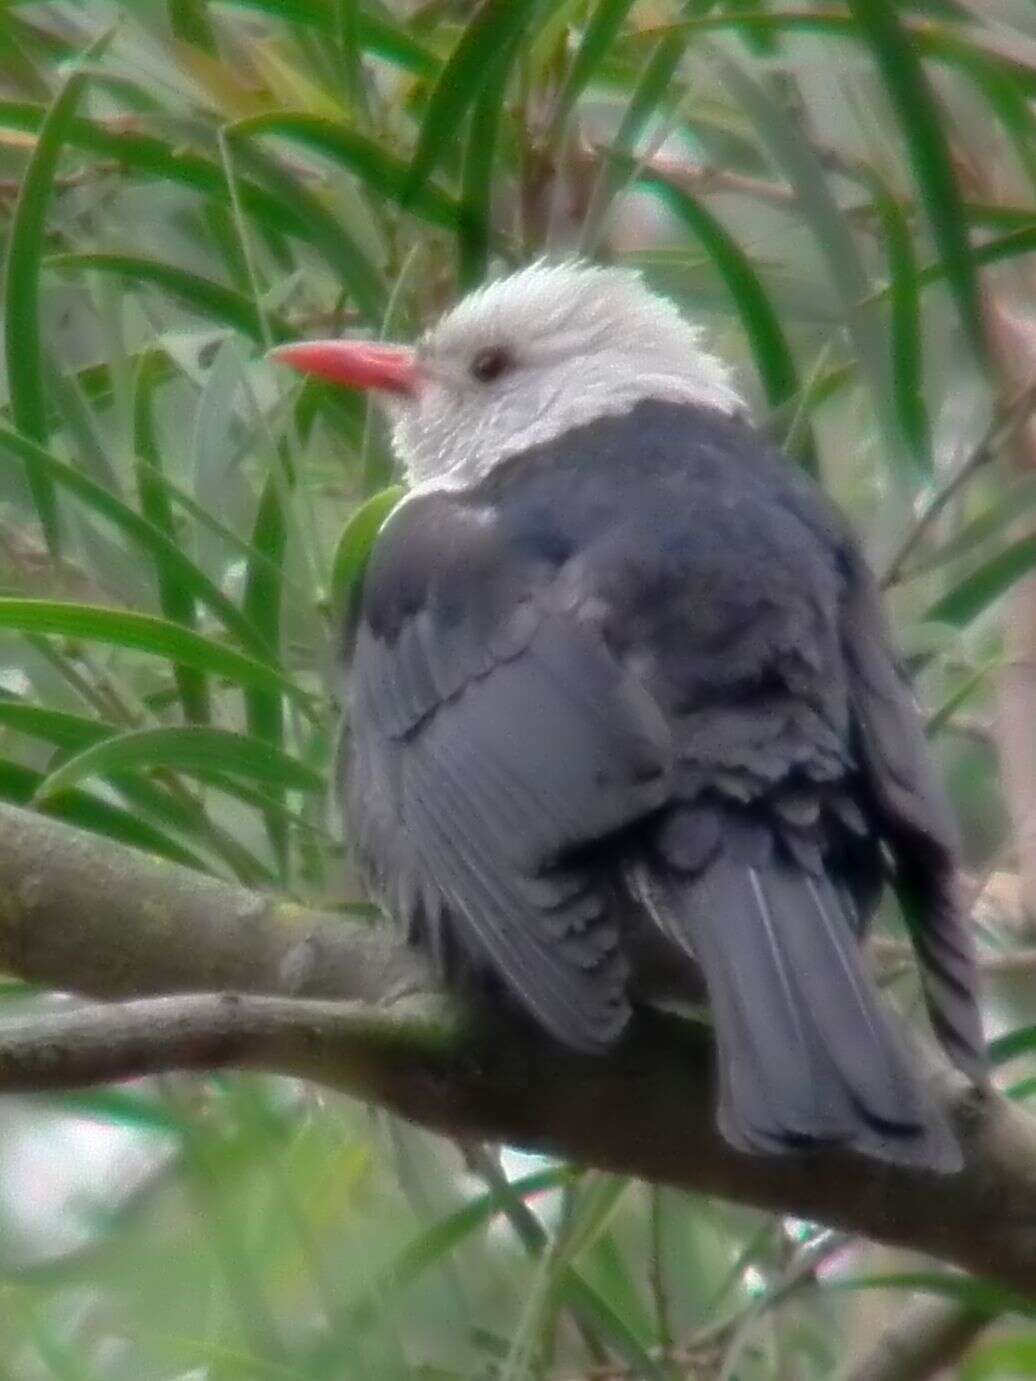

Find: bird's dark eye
470;346;511;383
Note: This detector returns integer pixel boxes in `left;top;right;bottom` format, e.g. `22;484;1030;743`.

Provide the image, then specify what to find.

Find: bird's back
345;399;984;1169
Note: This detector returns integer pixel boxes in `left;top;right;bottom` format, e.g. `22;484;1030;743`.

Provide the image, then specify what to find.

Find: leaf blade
3;68;95;551
847;0;985;355
34;726;326;803
405;0;539;200
0;422;271;658
0;599;310;705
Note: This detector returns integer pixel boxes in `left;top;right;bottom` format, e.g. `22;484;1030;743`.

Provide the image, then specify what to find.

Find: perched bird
272;262;986;1171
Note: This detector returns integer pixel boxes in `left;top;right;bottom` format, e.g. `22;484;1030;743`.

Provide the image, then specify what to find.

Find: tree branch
1;804;1036;1298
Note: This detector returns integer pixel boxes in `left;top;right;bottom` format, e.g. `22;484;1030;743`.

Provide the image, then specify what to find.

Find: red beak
268;340;418;397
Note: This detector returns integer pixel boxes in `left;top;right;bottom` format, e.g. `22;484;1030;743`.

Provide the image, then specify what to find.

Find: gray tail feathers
634;856;961;1171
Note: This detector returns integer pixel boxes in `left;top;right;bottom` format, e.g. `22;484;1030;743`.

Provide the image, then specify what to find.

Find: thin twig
882;377;1036;588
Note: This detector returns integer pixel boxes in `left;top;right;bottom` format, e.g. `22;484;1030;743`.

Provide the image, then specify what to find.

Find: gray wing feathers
351;607;673;1051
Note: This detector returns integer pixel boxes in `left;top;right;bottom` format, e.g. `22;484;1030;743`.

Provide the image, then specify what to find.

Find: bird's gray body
345;398;985;1170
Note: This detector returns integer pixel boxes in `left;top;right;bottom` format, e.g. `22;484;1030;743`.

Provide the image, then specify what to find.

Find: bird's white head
271;261;744;491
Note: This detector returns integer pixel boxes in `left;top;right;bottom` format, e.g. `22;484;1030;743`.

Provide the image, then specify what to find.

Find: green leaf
460;1158;661;1378
582;27;689;246
964;1335;1036;1380
968;65;1036;200
226;132;386;324
846;0;985;356
133;354;210;724
332;1166;576;1338
562;1273;667;1380
191;769;332;841
223;0;439;75
405;0;539;201
333;0;369;116
330;485;405;624
0;701;268;877
42;1088;187;1134
711;52;894;462
871;179;932;476
0;102;363;276
550;0;638;140
637;169;811;466
989;1024;1036;1066
0;599;310;705
168;0;216;51
4;66;95;552
828;1271;1025;1317
134;459;311;613
560;1175;632;1261
924;533;1036;628
920;226;1036;288
231;112;462;231
0;423;270;658
0;981;42;1003
34;726;325;803
458;55;507;289
926;658;1000;739
50;252;292;344
640;12;1036;96
0;756;206;867
904;475;1036;581
0;700;109;752
244;466;289;873
114;776;274;887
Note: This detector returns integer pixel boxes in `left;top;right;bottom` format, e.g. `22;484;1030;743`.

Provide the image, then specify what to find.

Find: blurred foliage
0;0;1036;1377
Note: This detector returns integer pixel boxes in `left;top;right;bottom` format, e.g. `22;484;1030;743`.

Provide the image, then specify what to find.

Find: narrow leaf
330;485;405;624
244;467;289;872
637;169;812;467
989;1024;1036;1066
34;726;325;803
924;533;1036;628
712;52;894;460
551;0;639;139
227;132;386;323
459;55;507;289
50;252;292;344
847;0;985;355
405;0;539;200
4;67;95;551
871;179;932;476
0;599;310;705
232;112;461;230
0;423;271;657
224;0;439;75
134;355;210;723
0;756;205;867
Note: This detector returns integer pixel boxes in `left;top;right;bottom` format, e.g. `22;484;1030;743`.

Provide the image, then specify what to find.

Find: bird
271;261;986;1171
